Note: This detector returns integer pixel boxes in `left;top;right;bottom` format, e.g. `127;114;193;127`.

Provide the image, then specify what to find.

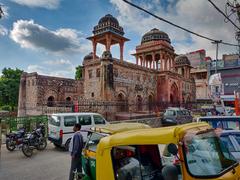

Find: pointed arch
170;83;179;103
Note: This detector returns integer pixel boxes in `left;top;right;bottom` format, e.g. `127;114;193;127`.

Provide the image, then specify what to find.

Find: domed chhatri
175;55;191;66
87;14;129;62
141;28;171;44
93;14;124;36
98;14;119;26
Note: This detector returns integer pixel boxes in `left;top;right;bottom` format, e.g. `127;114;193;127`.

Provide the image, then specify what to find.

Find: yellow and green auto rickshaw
91;122;240;180
81;122;150;180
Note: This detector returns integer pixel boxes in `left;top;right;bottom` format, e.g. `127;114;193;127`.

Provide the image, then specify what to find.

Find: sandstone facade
18;14;196;117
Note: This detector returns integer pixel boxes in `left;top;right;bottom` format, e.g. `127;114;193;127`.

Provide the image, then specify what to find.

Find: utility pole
226;0;240;57
211;40;222;74
236;3;240;57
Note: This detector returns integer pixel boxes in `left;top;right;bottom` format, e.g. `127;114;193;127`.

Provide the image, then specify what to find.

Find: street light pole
212;40;222;74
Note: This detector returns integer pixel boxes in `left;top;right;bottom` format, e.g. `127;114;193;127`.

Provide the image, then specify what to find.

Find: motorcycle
6;128;26;151
22;124;47;157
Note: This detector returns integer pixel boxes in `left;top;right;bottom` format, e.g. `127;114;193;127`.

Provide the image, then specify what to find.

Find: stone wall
18;72;84;117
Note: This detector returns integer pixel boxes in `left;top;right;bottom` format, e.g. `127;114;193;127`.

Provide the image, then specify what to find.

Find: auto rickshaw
91;122;240;180
81;122;150;180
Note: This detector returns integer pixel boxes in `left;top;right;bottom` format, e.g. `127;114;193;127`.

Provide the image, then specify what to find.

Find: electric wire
122;0;240;47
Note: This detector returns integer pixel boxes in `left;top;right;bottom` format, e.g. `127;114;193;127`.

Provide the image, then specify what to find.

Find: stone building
18;14;196;117
186;49;210;100
18;72;83;116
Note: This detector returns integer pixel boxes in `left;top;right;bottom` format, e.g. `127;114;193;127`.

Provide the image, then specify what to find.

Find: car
162;107;193;126
197;116;240;130
48;112;108;150
220;130;240;162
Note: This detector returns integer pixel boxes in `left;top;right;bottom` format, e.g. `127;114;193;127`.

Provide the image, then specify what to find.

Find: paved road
0;143;70;180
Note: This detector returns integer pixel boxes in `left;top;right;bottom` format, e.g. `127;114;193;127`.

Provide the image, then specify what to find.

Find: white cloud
10;19;91;54
43;59;72;65
27;58;76;78
0;25;8;36
27;64;45;74
110;0;238;58
10;0;60;9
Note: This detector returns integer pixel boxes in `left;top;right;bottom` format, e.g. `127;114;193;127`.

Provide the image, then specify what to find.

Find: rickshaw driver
113;147;142;180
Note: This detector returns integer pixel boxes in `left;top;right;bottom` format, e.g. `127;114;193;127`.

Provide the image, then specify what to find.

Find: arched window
170;83;179;104
148;95;154;111
66;97;73;107
66;97;71;102
117;93;127;112
47;96;55;107
137;95;143;111
181;67;185;77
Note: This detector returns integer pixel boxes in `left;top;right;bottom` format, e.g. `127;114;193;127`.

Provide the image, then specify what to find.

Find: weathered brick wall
18;72;84;116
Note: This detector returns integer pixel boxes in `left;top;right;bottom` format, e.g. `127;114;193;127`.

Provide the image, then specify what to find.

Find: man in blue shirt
69;123;84;180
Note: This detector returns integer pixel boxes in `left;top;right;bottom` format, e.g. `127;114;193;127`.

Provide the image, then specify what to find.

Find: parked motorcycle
22;124;47;157
6;128;26;151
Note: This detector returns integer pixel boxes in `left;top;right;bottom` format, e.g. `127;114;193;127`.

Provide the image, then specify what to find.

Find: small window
49;116;60;126
88;70;93;79
78;115;92;125
166;110;176;116
96;68;100;77
91;92;94;97
176;111;183;116
93;115;105;124
64;116;77;127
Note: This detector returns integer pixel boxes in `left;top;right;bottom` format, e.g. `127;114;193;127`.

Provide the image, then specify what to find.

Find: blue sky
0;0;238;78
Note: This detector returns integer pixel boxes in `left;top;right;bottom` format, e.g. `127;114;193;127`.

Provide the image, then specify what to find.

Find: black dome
93;14;124;36
141;28;171;44
175;55;191;66
98;14;119;26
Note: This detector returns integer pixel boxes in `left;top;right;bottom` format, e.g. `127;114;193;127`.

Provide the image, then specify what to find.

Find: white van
48;112;108;150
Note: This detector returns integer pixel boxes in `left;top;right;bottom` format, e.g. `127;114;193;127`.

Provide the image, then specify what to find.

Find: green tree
0;68;23;111
75;65;83;80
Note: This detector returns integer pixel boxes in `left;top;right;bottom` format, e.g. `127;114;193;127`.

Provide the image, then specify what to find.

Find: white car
48;112;108;150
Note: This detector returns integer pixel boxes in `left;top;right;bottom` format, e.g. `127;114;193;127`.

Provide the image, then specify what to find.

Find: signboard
224;59;238;68
211;60;224;69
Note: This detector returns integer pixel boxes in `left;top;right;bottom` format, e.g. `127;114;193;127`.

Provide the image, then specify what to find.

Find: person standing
69;123;84;180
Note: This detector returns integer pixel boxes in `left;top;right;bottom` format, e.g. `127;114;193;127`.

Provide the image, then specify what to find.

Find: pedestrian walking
69;123;84;180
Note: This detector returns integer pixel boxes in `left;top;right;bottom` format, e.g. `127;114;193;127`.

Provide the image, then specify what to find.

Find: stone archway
47;96;55;107
148;94;154;111
170;83;179;104
66;96;73;107
155;54;161;70
136;95;143;111
117;93;127;112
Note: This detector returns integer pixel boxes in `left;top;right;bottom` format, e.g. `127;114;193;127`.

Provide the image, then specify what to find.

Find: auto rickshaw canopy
97;122;210;152
90;122;150;135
